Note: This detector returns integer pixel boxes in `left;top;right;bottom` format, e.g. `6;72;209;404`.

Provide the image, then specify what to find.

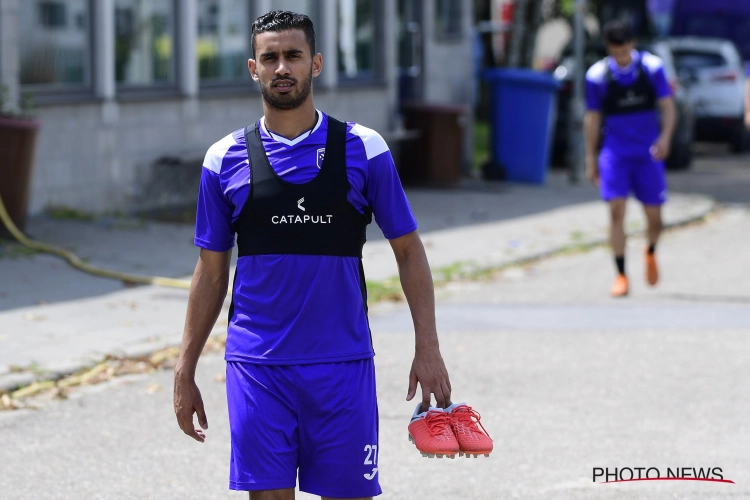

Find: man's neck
613;50;636;71
263;100;318;140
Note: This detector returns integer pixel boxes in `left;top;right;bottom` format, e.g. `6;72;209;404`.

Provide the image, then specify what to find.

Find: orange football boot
407;404;459;458
644;248;659;286
610;274;629;297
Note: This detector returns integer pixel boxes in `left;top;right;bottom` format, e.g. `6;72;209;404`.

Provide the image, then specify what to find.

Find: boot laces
452;405;492;441
424;410;453;437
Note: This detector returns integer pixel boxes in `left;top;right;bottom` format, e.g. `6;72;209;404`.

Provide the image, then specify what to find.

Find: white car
667;37;749;152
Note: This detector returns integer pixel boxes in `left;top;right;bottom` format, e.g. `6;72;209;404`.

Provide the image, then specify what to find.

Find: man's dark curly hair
602;20;635;46
251;10;316;58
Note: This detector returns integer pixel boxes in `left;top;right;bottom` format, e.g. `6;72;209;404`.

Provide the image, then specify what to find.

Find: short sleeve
585;61;607;111
649;65;673;99
585;79;603;110
194;166;236;252
365;150;418;240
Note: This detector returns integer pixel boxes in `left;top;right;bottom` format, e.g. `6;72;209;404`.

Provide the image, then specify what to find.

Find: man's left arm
649;60;676;161
744;76;750;130
389;230;452;410
652;97;676;161
357;131;451;410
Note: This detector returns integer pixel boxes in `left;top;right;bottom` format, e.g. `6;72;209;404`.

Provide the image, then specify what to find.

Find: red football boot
446;403;493;457
407;404;460;458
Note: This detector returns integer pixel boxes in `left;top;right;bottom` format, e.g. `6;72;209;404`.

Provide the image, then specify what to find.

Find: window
338;0;380;81
19;0;92;88
434;0;462;39
115;0;176;87
197;0;251;84
672;51;727;71
39;1;67;28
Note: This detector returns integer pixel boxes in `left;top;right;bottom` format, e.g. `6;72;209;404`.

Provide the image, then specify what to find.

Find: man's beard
260;69;313;111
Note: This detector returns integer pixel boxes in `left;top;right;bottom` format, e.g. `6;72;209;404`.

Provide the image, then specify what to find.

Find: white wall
421;0;475;171
422;0;474;105
28;85;392;213
3;0;472;214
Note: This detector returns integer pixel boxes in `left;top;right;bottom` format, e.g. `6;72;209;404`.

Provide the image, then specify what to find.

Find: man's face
249;29;322;111
607;41;636;67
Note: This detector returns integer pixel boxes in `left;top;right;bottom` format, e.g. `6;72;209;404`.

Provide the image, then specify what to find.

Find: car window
672;50;726;70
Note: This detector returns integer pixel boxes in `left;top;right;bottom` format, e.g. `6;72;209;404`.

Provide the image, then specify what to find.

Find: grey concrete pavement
667;142;750;204
0;172;713;389
1;203;748;499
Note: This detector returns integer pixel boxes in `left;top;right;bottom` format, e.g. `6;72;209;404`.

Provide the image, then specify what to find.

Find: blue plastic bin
483;69;560;184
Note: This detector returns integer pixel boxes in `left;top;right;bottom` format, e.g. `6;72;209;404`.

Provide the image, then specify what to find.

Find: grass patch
473;120;490;172
45;205;97;222
366;278;404;303
0;241;39;259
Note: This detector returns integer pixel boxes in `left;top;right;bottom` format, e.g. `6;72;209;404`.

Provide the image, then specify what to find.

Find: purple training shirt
196;112;417;365
586;50;672;159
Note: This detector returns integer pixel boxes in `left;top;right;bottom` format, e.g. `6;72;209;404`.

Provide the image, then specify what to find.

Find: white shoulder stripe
640;51;664;73
350;123;390;160
202;133;236;174
586;59;608;83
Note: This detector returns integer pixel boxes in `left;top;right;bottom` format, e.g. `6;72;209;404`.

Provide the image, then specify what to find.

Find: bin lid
482;68;560;90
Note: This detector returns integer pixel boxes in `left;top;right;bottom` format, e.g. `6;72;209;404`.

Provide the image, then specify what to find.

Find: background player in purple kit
172;10;452;500
584;20;676;297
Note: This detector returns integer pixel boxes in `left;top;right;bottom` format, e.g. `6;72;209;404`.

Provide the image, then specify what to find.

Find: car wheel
666;141;692;170
730;119;750;153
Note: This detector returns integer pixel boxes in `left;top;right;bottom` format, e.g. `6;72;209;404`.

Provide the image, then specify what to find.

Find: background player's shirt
586;50;672;159
196;112;417;365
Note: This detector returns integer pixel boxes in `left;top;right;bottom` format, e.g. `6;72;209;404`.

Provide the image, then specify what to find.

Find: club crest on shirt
317;148;325;169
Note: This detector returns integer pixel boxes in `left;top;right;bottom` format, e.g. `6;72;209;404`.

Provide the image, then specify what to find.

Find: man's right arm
584;111;602;185
744;78;750;130
174;248;231;442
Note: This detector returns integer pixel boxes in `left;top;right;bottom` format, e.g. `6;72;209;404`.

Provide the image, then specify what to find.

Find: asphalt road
1;148;749;500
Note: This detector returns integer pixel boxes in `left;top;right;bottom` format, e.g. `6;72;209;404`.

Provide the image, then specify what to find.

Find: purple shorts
599;148;667;205
226;358;381;497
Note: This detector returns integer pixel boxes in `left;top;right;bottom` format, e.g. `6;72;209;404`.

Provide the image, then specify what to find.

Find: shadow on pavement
1;143;745;311
666;142;750;205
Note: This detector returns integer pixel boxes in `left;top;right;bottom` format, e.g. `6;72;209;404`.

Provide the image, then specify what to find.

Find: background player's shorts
598;148;667;205
226;358;381;497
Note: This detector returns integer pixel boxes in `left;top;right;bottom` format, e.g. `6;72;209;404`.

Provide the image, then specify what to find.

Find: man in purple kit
584;20;676;297
172;10;452;500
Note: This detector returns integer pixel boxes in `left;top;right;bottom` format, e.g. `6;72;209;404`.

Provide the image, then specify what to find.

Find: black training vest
235;116;372;257
602;53;656;116
228;116;374;332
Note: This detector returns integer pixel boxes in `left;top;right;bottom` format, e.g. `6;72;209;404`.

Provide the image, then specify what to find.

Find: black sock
615;256;625;275
648;243;656;255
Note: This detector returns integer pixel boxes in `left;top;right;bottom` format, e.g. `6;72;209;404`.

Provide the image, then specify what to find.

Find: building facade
0;0;473;214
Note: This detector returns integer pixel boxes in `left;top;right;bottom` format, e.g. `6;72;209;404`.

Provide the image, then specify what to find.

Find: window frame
433;0;464;42
196;0;256;94
114;0;180;97
19;0;99;105
336;0;385;87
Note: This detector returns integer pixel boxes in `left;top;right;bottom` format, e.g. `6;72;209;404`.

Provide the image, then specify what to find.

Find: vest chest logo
271;214;333;224
617;89;647;108
270;196;334;225
316;148;325;168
